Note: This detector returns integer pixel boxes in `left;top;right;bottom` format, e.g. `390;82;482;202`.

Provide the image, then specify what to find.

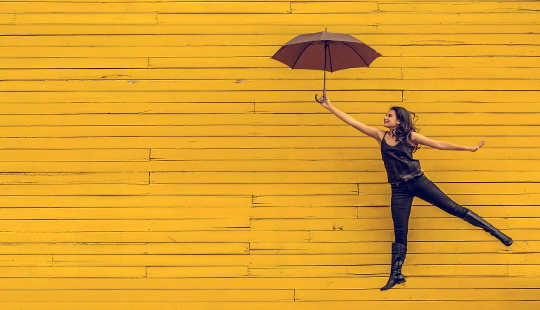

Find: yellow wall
0;0;538;308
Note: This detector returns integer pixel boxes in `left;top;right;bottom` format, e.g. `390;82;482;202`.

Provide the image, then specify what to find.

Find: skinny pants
390;174;470;245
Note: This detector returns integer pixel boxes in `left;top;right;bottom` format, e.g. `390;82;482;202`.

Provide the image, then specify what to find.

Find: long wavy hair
389;106;421;153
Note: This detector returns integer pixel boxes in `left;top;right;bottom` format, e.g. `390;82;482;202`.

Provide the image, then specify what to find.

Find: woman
317;97;513;291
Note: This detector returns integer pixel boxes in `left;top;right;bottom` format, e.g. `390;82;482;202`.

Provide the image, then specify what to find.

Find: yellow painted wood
0;301;537;310
0;276;538;289
2;24;540;36
0;158;536;173
0;2;291;13
155;13;540;25
6;33;540;45
4;67;540;80
295;1;540;13
0;0;538;307
8;112;540;125
2;45;539;58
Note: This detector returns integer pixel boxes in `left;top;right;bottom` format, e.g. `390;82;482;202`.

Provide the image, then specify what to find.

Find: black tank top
380;131;424;184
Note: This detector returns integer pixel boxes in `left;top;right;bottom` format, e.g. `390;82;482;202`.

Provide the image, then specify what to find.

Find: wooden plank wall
0;0;539;308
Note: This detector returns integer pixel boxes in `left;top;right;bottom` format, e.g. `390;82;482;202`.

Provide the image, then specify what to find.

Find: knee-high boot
380;242;407;291
462;210;513;246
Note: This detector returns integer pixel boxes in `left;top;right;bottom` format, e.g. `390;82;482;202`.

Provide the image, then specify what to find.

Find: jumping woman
317;97;513;291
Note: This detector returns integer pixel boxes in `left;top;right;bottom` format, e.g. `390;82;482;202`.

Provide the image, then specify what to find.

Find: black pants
390;174;470;245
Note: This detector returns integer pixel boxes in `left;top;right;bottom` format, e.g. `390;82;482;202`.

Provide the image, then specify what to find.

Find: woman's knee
414;179;468;215
394;230;407;244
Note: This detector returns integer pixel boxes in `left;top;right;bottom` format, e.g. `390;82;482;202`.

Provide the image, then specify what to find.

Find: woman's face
384;109;400;128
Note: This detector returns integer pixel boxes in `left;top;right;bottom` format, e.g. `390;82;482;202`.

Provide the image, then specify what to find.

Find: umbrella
271;28;382;103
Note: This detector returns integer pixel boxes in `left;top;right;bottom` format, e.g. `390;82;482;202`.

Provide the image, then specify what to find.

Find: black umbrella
271;28;382;103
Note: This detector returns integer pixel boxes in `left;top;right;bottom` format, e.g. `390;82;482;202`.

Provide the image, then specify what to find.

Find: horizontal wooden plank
3;89;540;103
0;205;532;219
0;2;291;13
150;171;540;183
0;266;145;277
227;264;528;276
0;219;250;232
251;240;540;253
0;207;253;219
6;12;539;25
247;253;540;266
2;33;539;46
0;286;492;303
0;301;536;310
0;181;533;195
0;56;538;72
0;172;148;185
0;136;535;149
155;13;540;25
295;288;540;301
0;228;533;244
248;217;520;231
0;231;311;243
151;55;540;69
295;1;540;13
46;254;257;266
148;266;249;277
114;146;540;161
0;149;149;161
0;243;249;255
1;79;539;92
2;67;540;80
0;276;538;289
0;241;531;255
0;218;528;233
0;125;538;137
0;195;251;207
2;113;540;126
310;229;536;242
253;102;540;113
0;183;360;195
0;289;293;302
0;158;538;174
253;198;540;211
1;45;539;58
2;24;539;36
16;13;157;24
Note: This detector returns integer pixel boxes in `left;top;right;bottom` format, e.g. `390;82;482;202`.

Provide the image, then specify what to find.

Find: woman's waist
389;171;424;186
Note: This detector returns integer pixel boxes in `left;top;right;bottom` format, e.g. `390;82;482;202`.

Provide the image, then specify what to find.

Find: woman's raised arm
318;97;383;141
411;132;485;152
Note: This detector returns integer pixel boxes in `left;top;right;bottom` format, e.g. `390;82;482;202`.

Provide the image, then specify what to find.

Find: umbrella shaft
323;41;327;97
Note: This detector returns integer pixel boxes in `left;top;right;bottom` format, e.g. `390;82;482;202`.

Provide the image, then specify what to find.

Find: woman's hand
318;96;332;109
470;140;485;152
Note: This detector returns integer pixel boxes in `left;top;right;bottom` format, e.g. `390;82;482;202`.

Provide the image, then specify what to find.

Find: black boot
380;242;407;291
462;210;513;246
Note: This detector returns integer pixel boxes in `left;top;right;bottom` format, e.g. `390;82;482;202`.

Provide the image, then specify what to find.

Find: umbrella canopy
271;29;382;102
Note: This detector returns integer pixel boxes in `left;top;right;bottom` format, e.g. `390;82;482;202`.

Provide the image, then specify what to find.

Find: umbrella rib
291;42;313;69
343;42;367;66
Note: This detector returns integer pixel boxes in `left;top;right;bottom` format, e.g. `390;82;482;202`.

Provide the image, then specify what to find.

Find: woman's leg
381;184;413;291
410;175;512;246
390;184;414;245
409;175;469;218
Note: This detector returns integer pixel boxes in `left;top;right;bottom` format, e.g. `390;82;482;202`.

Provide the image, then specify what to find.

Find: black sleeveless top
380;131;424;184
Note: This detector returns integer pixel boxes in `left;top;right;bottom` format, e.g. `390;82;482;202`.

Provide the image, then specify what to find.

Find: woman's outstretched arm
318;97;383;141
411;132;485;152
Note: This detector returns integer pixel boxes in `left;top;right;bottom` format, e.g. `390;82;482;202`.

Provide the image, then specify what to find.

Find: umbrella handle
315;92;326;104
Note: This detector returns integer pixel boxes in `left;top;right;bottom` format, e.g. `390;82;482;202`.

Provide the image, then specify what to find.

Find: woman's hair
389;106;421;153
